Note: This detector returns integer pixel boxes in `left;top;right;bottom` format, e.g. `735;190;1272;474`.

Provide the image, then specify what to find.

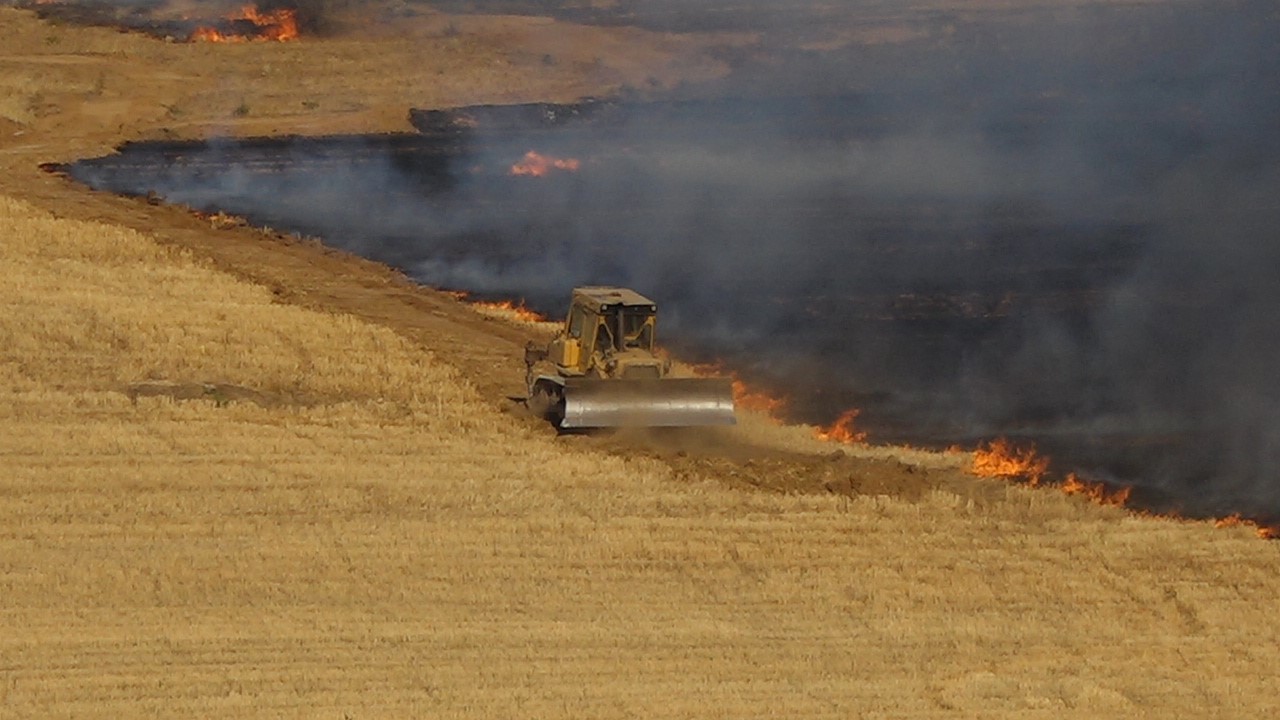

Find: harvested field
2;2;1279;718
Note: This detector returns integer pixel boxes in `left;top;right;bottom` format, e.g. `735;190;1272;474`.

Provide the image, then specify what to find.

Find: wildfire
1061;473;1133;507
690;363;868;443
970;437;1051;485
448;290;548;323
191;5;299;43
731;378;788;419
814;408;867;444
509;151;581;177
471;299;547;323
969;437;1279;540
689;363;789;421
1214;514;1280;540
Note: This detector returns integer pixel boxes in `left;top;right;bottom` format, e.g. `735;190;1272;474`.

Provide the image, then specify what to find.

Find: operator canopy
570;286;656;352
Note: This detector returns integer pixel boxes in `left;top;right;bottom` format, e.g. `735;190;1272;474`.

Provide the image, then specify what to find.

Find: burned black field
67;0;1280;519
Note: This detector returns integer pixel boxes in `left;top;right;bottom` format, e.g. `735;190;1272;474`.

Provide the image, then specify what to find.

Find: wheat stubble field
2;3;1280;717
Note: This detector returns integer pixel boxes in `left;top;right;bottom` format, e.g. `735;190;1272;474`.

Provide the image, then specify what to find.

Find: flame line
190;4;299;43
449;290;548;323
969;437;1279;540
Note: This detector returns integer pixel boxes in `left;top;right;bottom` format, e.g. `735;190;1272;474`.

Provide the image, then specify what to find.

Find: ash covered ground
70;0;1280;517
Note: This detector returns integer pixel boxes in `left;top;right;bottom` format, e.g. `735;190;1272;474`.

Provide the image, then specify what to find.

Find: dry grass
3;193;1280;718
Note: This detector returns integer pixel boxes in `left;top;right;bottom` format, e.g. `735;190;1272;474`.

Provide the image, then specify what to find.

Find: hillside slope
5;192;1279;717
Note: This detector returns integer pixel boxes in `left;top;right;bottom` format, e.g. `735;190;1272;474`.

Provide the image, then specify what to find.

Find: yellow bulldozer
524;286;736;428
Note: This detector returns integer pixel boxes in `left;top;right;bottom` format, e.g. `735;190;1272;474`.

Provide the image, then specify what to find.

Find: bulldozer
524;286;736;428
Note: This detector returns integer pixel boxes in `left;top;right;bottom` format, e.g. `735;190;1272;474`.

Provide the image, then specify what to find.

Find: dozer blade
561;377;736;429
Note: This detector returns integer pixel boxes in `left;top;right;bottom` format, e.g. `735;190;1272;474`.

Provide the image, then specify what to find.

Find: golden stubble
2;193;1279;717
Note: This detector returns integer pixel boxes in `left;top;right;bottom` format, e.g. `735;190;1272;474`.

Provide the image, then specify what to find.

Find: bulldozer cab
555;287;658;375
588;306;654;353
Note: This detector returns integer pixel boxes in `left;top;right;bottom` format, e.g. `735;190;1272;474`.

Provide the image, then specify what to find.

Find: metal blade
561;377;736;428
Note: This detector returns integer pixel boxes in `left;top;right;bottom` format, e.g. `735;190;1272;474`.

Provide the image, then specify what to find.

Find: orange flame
690;363;789;421
190;26;232;42
448;290;547;323
1215;514;1246;529
1214;514;1280;540
509;151;580;177
970;437;1050;486
969;438;1278;540
191;5;299;43
731;378;788;419
691;363;867;443
1061;473;1133;507
815;408;867;444
471;299;547;323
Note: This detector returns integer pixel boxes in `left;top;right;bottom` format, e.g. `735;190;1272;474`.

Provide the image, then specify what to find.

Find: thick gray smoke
69;0;1280;516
